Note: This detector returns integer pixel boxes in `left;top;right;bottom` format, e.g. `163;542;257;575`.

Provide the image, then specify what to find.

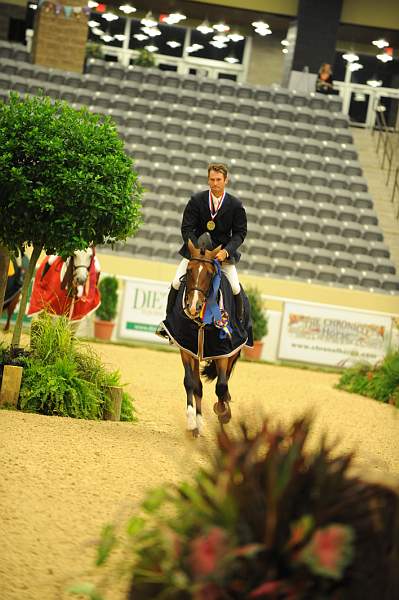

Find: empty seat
210;110;231;127
289;167;308;184
313;108;332;126
369;241;390;258
354;255;377;271
273;180;292;197
340;144;358;160
316;265;340;283
292;183;313;200
381;274;399;291
324;157;342;174
280;213;302;229
341;221;364;238
291;245;313;262
272;118;293;136
338;268;360;286
255;193;277;210
125;65;145;84
345;238;370;256
253;86;272;102
362;225;384;242
320;140;341;158
140;83;159;101
269;242;292;259
256;100;275;119
251;256;274;274
145;70;164;86
325;235;347;252
275;103;295;121
358;208;379;226
375;257;396;274
344;160;362;177
262;225;284;243
160;86;180;104
284;151;304;168
284;228;304;245
359;271;381;289
272;258;296;276
268;165;287;180
294;261;317;280
349;176;368;193
101;76;121;95
93;91;113;108
313;186;334;204
259;209;280;226
300;215;321;232
253;177;273;194
295;106;313;123
165;73;183;89
329;173;348;190
338;205;358;222
333;251;354;268
334;128;353;144
252;115;272;133
312;248;333;265
308;170;329;187
317;202;338;219
283;135;301;152
352;192;374;209
236;82;254;99
224;127;242;144
275;196;297;213
302;232;325;248
302;137;320;155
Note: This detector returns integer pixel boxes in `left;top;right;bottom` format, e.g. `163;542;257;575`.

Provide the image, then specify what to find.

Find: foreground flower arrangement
71;417;399;600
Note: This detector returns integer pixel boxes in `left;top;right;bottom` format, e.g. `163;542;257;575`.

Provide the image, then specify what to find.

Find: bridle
184;256;216;320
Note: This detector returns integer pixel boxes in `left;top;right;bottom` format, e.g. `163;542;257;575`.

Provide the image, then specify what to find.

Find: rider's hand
216;249;229;262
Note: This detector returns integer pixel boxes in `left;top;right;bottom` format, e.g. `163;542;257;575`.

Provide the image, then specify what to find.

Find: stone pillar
32;0;89;73
288;0;342;91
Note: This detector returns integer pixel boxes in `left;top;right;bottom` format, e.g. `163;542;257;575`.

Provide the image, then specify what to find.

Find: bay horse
28;247;101;326
160;238;252;437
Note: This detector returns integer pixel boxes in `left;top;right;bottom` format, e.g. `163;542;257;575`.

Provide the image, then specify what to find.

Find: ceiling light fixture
228;31;244;42
102;12;119;22
28;3;37;9
141;26;161;37
252;20;269;28
92;28;104;36
255;27;272;36
224;53;239;64
164;11;186;24
102;34;114;43
114;34;126;41
282;48;288;54
342;52;359;62
141;11;157;27
210;40;227;48
366;78;383;87
349;62;363;72
87;20;100;27
166;40;181;48
372;38;389;48
213;22;230;32
133;33;148;41
281;39;289;46
186;44;204;53
145;45;158;53
196;20;214;35
119;4;136;14
87;1;98;8
377;52;393;62
213;34;229;43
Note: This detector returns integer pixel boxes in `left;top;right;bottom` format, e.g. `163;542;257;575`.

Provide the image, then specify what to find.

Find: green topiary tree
0;92;142;348
246;286;268;341
96;275;118;322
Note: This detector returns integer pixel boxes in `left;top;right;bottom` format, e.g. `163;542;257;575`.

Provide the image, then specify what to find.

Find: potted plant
243;286;268;360
131;48;156;68
94;275;119;341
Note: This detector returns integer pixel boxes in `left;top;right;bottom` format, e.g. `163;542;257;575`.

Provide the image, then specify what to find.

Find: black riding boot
156;286;178;340
234;291;244;323
166;286;179;317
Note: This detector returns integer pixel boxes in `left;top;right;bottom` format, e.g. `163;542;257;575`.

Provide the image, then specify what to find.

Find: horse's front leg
193;359;204;436
213;357;232;424
180;350;201;436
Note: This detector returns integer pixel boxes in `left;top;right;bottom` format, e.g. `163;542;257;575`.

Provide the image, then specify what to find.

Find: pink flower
189;527;228;578
298;524;354;579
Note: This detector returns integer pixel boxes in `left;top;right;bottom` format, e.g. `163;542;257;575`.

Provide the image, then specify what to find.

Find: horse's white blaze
189;263;203;315
186;405;197;430
196;413;204;436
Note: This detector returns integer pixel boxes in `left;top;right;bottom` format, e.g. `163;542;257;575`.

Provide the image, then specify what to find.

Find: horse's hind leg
193;359;204;436
213;357;232;424
181;350;202;437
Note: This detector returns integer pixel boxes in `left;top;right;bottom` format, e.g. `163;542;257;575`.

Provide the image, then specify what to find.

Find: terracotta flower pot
243;340;263;361
94;319;115;341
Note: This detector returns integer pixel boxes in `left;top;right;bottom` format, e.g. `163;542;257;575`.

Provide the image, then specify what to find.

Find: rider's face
208;170;227;197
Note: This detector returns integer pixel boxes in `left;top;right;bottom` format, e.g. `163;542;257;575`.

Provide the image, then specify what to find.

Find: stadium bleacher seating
0;45;398;293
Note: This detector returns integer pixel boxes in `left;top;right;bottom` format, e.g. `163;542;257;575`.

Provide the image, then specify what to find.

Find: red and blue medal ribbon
201;259;232;339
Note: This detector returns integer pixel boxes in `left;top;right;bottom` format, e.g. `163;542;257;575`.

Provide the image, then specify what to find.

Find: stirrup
155;323;172;343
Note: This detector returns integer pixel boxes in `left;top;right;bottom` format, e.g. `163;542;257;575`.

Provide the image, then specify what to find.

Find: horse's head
184;239;222;319
61;247;94;298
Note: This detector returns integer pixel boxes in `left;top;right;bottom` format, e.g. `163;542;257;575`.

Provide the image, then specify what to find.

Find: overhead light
349;62;363;72
342;52;359;62
87;1;98;7
88;20;100;27
163;11;186;24
376;104;386;111
119;4;136;14
224;53;239;64
213;22;230;32
255;27;272;36
213;34;229;43
196;20;214;35
210;40;227;49
102;34;114;43
28;3;38;9
92;28;104;36
114;34;126;41
377;52;393;62
282;48;288;54
372;38;389;48
141;11;157;27
186;44;204;53
366;78;383;87
281;39;289;46
252;20;269;28
145;45;158;53
134;33;148;41
228;31;244;42
166;40;181;48
141;26;161;37
102;13;119;22
354;93;366;102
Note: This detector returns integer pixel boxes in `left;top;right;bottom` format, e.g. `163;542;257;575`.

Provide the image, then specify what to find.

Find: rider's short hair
208;163;228;179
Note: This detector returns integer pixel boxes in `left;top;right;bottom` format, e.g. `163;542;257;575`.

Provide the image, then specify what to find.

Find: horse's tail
201;360;217;381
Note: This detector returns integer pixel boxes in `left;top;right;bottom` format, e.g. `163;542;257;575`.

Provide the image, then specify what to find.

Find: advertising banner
119;277;170;343
278;302;393;367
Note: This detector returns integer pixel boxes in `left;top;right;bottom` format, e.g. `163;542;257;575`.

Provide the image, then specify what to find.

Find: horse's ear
187;239;197;256
209;245;222;259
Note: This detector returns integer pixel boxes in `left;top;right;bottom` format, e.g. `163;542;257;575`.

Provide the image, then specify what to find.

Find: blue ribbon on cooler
202;260;232;339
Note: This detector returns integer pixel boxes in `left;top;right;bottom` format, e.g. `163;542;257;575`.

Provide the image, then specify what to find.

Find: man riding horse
157;162;247;335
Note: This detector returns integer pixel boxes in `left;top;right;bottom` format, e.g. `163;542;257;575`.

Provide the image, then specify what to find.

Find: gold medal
207;220;216;231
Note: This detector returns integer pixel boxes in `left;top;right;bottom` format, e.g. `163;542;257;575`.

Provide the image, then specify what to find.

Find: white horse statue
28;247;101;322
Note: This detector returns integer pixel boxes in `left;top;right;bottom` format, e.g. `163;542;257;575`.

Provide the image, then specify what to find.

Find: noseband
185;256;216;296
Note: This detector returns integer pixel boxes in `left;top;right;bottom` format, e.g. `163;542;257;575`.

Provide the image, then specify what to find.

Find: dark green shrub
246;286;268;341
132;48;156;67
18;312;136;420
95;276;118;322
336;350;399;407
71;417;399;600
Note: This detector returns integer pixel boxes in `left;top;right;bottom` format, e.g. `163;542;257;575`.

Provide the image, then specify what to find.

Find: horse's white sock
186;405;197;430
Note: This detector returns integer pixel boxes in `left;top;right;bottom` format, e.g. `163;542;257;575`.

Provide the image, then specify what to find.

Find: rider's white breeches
172;258;241;295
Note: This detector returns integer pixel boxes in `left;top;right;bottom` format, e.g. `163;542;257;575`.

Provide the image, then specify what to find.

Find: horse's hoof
218;405;231;424
213;402;230;419
192;428;200;438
